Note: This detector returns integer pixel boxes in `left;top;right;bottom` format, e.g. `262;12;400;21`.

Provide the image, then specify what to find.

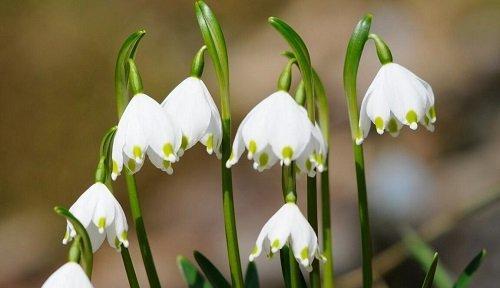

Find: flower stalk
342;14;374;288
114;32;161;288
194;1;244;287
269;17;321;288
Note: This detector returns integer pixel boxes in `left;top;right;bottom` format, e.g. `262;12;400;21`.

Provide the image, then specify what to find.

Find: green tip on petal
405;110;418;130
305;159;312;171
112;160;119;173
300;246;309;260
282;146;293;165
251;245;259;255
98;217;106;233
163;143;174;157
133;146;142;159
248;140;257;154
374;116;384;134
388;118;399;134
259;153;269;166
206;134;214;153
428;106;436;122
181;136;189;150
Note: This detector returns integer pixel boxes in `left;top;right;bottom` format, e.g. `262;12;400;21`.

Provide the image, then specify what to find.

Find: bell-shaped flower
42;262;93;288
161;77;222;158
249;203;324;271
111;93;182;179
226;91;326;174
357;63;436;144
63;183;129;253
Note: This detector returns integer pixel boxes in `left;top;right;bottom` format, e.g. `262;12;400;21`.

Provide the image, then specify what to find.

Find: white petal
162;77;212;149
226;110;254;168
111;122;126;180
252;145;279;172
147;148;173;174
366;79;391;135
91;185;116;234
87;223;106;253
249;214;276;261
42;262;93;288
242;98;272;159
265;91;312;164
106;199;129;250
69;185;99;229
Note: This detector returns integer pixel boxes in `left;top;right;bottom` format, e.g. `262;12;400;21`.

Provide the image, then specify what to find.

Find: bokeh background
1;0;499;287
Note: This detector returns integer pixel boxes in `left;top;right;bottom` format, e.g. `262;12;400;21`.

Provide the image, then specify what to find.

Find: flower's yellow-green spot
206;134;214;151
133;146;142;159
112;160;119;174
388;118;399;133
282;146;293;160
305;159;312;171
121;231;128;241
163;143;174;157
374;116;384;131
127;159;136;171
259;153;269;167
181;136;189;150
248;140;257;155
163;160;171;169
405;110;418;124
428;106;436;121
251;245;259;255
300;246;309;260
271;239;280;249
98;217;106;232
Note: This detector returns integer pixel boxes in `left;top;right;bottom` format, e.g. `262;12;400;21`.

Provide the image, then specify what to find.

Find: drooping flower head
357;63;436;144
162;76;222;158
226;91;326;175
42;262;93;288
63;183;129;252
111;93;182;179
249;203;324;271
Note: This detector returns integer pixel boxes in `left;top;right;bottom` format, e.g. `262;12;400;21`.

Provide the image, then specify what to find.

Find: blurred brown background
1;0;499;287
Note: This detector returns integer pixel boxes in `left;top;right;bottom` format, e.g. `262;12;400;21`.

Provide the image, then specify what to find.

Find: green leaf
269;17;315;121
245;262;259;288
403;229;454;288
194;251;231;288
114;30;146;117
279;245;307;288
453;250;486;288
421;253;439;288
177;256;213;288
194;0;230;119
54;206;93;278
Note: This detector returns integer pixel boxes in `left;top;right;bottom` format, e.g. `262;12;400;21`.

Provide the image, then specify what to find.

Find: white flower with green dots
357;63;436;144
63;183;129;252
226;90;326;175
248;202;324;271
111;93;182;179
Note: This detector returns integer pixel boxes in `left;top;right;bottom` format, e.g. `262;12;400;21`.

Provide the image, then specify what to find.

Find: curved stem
115;31;161;288
343;14;373;288
195;1;244;287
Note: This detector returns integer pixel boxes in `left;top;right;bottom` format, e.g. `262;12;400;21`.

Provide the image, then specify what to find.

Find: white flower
161;77;222;157
42;262;93;288
226;91;326;174
358;63;436;144
249;203;324;271
63;183;129;252
112;93;182;179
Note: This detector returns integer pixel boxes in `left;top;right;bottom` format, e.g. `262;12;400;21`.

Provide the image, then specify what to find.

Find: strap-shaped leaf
421;253;439;288
54;206;93;278
269;17;315;121
194;251;231;288
177;256;213;288
403;229;453;288
453;250;486;288
194;0;230;119
114;30;146;117
245;262;259;288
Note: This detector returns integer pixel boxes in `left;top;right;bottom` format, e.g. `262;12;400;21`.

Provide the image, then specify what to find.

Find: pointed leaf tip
194;251;231;288
453;249;487;288
421;253;439;288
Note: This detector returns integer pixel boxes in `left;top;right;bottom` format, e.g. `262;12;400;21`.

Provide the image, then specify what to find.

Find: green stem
194;2;244;287
121;246;141;288
343;14;374;288
308;176;321;288
313;70;335;288
282;164;300;288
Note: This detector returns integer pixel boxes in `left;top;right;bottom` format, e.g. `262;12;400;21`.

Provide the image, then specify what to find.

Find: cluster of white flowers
357;63;436;144
111;77;222;179
226;90;327;177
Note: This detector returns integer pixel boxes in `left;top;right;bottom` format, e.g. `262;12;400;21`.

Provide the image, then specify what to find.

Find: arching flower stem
114;32;161;287
342;14;395;288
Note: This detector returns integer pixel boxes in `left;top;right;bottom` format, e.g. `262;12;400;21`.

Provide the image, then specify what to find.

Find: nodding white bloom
161;77;222;158
249;203;324;271
42;262;93;288
226;91;327;175
358;63;436;144
112;93;182;179
63;183;129;253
